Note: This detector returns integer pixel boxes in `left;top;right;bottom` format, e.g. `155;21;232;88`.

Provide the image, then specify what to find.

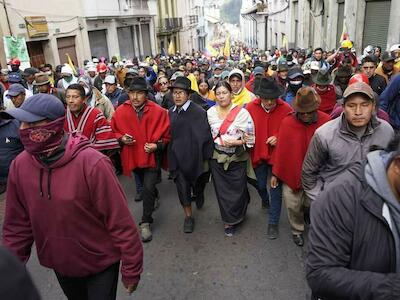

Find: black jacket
0;119;24;185
370;74;387;96
307;162;400;300
168;101;213;183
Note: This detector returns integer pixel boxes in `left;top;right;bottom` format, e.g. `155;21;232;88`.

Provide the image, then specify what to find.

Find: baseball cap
23;67;39;76
170;71;184;81
310;61;320;71
343;82;374;101
7;84;26;97
104;75;117;84
126;68;139;76
288;67;304;79
8;72;22;83
381;51;395;62
389;44;400;52
253;66;264;76
0;94;65;122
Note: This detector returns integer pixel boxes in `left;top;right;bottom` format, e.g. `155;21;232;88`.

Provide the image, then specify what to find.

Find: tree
220;0;242;25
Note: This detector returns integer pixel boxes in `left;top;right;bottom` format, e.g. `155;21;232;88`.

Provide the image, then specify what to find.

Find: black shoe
267;224;279;239
293;234;304;247
304;207;311;225
262;199;270;209
183;216;195;233
195;192;205;209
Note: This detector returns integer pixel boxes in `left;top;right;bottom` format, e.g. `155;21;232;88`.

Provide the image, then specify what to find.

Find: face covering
289;80;302;86
280;75;287;80
19;117;65;156
64;75;73;83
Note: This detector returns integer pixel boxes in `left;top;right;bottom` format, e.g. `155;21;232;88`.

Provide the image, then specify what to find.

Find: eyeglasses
173;91;186;96
159;82;169;86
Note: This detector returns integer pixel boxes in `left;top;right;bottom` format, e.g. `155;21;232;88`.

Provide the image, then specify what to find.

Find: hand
243;133;253;145
266;136;277;146
124;282;138;295
223;139;242;148
144;143;157;153
271;175;279;189
121;134;135;145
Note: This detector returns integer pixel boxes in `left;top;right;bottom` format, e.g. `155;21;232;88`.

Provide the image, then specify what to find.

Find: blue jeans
254;162;282;225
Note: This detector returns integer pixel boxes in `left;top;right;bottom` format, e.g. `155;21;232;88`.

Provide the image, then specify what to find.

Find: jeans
55;262;120;300
134;172;144;195
134;168;159;223
254;162;282;225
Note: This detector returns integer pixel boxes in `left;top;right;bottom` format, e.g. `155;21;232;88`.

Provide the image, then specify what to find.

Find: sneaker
183;216;195;233
195;192;205;209
224;226;235;237
267;224;279;240
262;199;270;209
292;234;304;247
139;223;152;242
135;191;142;202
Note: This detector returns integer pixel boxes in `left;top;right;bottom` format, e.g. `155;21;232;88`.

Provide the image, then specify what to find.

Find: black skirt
210;159;249;225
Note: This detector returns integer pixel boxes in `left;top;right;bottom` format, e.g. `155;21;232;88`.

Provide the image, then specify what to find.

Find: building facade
83;0;157;61
0;0;91;68
241;0;400;54
156;0;182;54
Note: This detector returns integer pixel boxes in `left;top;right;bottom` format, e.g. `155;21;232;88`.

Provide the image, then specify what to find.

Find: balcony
157;17;183;35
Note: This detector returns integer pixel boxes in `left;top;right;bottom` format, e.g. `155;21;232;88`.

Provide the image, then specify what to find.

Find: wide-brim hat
128;77;148;92
33;72;50;86
168;77;194;93
254;77;285;99
292;87;321;113
312;70;332;85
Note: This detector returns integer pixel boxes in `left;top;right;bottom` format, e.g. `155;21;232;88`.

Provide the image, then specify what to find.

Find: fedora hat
312;70;332;85
128;77;148;92
292;87;321;113
254;77;284;99
33;72;50;86
168;77;194;93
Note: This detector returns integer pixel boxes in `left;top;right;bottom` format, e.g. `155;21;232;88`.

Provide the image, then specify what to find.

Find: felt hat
254;77;284;99
292;86;321;113
168;77;194;93
312;70;332;85
33;72;50;86
128;77;148;92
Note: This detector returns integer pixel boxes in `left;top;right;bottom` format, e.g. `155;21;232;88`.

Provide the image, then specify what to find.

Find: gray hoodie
365;150;400;272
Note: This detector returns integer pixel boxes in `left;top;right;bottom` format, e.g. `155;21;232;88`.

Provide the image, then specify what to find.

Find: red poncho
313;84;337;115
246;98;293;167
272;111;331;191
111;100;170;176
64;105;119;151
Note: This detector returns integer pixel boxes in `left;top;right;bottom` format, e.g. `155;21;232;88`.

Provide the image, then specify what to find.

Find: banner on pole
3;36;30;62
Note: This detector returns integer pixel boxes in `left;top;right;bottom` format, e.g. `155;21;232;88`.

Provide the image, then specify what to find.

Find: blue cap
253;66;264;76
0;94;65;122
8;72;22;83
7;83;26;97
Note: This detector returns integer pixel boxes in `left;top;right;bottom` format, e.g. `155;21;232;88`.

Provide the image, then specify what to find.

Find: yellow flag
282;35;288;50
223;35;230;58
168;40;175;55
66;53;77;76
206;43;218;57
219;46;224;57
187;73;199;93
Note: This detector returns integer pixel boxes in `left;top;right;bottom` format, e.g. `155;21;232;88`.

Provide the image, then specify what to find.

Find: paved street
0;173;311;300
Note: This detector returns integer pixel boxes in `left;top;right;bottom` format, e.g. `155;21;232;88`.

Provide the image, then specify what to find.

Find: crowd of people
1;39;400;300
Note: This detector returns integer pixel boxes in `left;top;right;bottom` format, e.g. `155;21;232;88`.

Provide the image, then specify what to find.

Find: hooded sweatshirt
365;150;400;272
2;133;143;284
228;69;256;107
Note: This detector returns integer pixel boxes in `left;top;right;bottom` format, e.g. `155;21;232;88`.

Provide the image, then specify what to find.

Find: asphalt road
2;173;310;300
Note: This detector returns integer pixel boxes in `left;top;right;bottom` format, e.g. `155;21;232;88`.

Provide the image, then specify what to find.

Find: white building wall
0;0;91;68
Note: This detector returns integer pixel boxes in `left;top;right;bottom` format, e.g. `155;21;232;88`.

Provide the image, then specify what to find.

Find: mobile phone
125;134;134;140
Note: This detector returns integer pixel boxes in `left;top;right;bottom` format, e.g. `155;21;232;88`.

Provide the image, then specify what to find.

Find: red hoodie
2;133;143;285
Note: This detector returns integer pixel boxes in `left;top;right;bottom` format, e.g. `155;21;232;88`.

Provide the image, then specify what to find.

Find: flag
282;35;288;50
223;35;230;58
168;40;175;55
187;73;199;93
66;53;77;76
205;43;218;57
340;22;349;42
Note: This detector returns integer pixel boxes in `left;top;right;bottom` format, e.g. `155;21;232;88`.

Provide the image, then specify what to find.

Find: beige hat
343;82;374;101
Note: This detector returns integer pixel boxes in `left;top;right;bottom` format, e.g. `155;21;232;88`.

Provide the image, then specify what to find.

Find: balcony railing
157;17;183;34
